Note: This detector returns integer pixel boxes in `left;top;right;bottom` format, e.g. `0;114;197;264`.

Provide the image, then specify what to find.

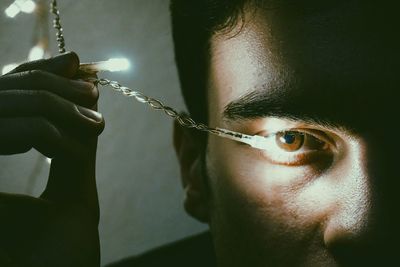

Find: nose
323;136;399;266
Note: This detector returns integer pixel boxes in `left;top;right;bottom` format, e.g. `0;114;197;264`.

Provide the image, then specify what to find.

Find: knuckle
35;117;62;158
40;117;63;142
27;69;48;83
14;59;46;72
35;89;53;101
33;90;58;112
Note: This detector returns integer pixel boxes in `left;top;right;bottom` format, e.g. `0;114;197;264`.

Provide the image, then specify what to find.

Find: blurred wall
0;0;207;265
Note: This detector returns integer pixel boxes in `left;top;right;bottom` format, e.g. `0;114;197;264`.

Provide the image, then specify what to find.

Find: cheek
206;136;338;251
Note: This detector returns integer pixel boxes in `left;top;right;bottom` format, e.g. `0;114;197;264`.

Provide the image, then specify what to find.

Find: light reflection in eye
257;129;334;166
276;131;305;151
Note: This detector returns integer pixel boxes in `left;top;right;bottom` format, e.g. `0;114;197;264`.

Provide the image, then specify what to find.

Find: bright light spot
5;4;20;18
46;158;52;164
101;58;131;72
20;0;36;13
28;45;45;61
2;63;18;75
79;58;132;74
5;0;35;18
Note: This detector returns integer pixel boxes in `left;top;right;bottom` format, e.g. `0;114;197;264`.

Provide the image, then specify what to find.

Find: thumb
41;138;100;222
7;51;80;79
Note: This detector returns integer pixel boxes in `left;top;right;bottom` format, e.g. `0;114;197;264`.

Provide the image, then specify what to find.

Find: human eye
257;129;336;166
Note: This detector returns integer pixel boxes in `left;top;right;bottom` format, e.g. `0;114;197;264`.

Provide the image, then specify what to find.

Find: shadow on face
202;1;400;266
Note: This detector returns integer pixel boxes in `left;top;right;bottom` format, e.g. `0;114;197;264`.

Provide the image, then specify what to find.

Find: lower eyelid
261;150;334;167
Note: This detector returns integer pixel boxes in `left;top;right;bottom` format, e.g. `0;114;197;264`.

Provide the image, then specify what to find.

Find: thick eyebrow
222;88;344;131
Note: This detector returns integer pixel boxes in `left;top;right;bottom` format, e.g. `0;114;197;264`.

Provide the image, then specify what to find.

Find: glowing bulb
28;45;45;61
5;0;36;18
101;58;131;72
20;0;36;13
2;63;18;75
5;4;20;18
79;58;131;73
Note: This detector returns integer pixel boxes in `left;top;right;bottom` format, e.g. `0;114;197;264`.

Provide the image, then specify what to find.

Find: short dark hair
170;0;254;123
170;0;394;125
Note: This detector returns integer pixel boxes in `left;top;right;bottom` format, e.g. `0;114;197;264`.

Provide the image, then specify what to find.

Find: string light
102;58;130;72
28;44;45;61
79;58;131;74
20;0;36;13
5;4;20;18
2;0;49;76
5;0;36;18
1;63;18;75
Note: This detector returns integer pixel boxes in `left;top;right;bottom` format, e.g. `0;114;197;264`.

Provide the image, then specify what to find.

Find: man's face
204;2;399;266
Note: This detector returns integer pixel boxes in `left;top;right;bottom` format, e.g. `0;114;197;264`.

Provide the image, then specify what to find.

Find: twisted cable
95;78;229;136
50;0;66;53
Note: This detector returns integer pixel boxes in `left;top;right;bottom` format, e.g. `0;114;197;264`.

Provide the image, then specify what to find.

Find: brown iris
275;131;329;152
276;131;305;152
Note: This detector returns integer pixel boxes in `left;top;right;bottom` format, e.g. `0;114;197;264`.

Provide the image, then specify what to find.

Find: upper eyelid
252;130;337;156
284;128;337;150
254;126;332;141
264;129;339;155
213;118;343;151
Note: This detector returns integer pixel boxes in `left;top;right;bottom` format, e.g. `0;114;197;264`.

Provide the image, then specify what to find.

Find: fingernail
55;51;80;65
77;106;103;122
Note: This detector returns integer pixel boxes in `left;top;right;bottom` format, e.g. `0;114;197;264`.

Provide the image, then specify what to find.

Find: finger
6;51;79;79
0;117;99;214
0;70;98;108
0;192;51;235
42;138;99;220
0;90;104;138
0;117;92;159
0;116;101;217
0;193;54;266
42;75;102;216
43;100;100;217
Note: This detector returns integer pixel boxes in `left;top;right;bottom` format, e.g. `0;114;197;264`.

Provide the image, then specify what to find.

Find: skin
174;2;399;267
0;52;104;266
1;2;398;266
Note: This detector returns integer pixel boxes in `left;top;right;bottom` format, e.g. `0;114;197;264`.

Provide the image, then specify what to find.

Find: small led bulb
79;58;131;74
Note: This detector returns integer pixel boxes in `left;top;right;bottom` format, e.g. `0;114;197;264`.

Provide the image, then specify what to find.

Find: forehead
207;2;398;131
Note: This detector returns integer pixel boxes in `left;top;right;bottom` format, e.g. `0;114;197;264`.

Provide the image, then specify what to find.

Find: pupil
283;133;296;144
276;131;304;151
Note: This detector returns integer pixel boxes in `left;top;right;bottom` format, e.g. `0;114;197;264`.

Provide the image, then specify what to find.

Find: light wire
48;0;270;150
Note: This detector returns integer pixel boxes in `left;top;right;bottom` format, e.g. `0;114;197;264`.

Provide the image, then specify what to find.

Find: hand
0;52;104;267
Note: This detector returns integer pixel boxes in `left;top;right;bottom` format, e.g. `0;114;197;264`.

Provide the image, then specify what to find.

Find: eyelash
256;129;336;166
